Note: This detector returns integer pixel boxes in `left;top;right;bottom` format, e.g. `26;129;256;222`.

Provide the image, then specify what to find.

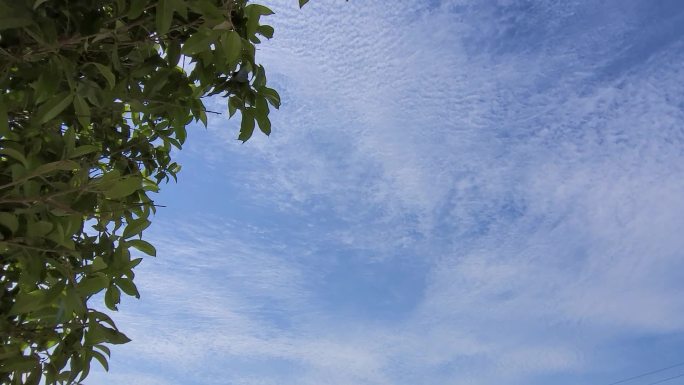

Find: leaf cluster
0;0;289;383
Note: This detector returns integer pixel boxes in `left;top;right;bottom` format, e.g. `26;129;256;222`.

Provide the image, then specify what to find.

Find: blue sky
89;1;684;384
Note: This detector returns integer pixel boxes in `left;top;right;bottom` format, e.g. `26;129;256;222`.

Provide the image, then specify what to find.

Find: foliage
0;0;305;383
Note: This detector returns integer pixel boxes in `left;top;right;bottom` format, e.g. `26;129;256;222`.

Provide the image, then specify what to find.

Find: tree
0;0;309;383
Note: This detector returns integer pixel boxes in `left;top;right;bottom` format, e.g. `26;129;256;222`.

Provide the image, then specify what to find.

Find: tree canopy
0;0;308;383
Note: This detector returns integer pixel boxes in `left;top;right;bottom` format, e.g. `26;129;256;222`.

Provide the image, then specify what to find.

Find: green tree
0;0;309;383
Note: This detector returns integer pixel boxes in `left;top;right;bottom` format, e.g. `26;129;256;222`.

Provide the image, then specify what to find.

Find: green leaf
30;159;79;175
0;212;19;233
107;328;131;344
259;87;281;109
0;148;28;167
188;0;222;18
173;0;187;19
255;95;269;114
126;1;147;18
122;217;151;239
69;352;84;383
115;278;140;298
104;176;142;199
78;356;91;383
73;95;91;128
222;31;242;64
156;0;174;35
252;65;267;88
78;276;110;297
63;285;85;318
299;0;310;8
25;364;42;385
0;98;7;136
0;18;31;29
94;344;111;358
257;25;274;39
228;97;242;118
238;109;255;142
1;356;38;373
86;321;131;345
143;177;161;192
9;289;49;315
128;239;156;256
256;114;271;136
245;4;275;16
244;4;274;41
90;257;107;272
90;310;117;328
90;63;116;89
27;220;54;238
37;92;74;124
129;257;143;269
166;39;182;67
33;0;49;9
0;16;32;31
69;144;99;158
198;109;208;127
91;350;109;371
181;30;213;55
104;285;120;311
255;96;271;135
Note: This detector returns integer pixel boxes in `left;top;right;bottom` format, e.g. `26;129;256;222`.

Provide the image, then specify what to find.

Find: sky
89;1;684;384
